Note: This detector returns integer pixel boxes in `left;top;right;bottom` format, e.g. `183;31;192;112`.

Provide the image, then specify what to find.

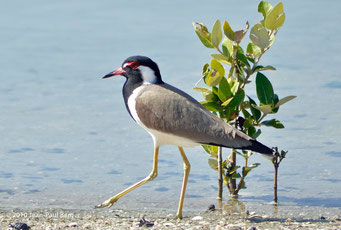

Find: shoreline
1;203;340;229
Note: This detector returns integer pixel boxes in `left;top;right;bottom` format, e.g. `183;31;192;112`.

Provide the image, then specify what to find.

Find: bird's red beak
103;67;126;79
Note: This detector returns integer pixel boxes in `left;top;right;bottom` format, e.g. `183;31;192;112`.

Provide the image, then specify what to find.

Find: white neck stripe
138;66;157;84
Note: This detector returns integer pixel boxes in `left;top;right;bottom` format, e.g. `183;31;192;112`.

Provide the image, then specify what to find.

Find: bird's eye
123;62;139;69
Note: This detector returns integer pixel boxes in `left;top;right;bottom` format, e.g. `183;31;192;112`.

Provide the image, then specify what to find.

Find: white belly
142;125;200;147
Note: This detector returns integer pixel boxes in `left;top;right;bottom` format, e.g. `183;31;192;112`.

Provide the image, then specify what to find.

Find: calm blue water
1;0;341;212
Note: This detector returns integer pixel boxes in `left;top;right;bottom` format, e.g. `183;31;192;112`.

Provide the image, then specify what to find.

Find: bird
96;55;274;219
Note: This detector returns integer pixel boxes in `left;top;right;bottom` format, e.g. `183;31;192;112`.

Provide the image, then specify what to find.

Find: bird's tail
248;140;274;159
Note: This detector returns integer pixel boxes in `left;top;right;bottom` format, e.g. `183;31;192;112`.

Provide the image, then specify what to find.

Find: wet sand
1;204;340;229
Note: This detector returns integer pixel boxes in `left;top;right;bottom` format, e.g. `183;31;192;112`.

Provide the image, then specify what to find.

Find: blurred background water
1;0;340;212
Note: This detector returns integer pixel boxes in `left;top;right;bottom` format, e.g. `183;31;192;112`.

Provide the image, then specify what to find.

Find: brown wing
135;83;255;150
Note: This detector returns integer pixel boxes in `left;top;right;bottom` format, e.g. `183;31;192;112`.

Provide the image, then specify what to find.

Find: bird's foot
176;212;183;220
95;196;118;209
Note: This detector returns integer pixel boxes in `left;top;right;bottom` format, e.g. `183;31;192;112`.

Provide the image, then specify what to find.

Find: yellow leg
176;146;191;219
96;146;159;208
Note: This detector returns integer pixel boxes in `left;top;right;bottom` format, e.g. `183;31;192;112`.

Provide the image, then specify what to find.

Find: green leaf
243;118;251;129
232;172;241;179
208;158;218;171
218;77;232;102
281;150;287;158
253;65;276;72
258;1;273;18
248;96;261;121
202;145;218;158
242;166;251;177
210;146;218;157
235;149;245;157
261;119;284;128
236;52;250;67
227;66;234;78
222;37;234;57
275;95;296;108
228;165;239;174
242;109;251;119
194;31;214;48
230;80;239;94
250;163;261;168
252;129;262;139
193;87;217;101
223;20;234;40
202;145;212;155
237;45;245;54
206;59;225;86
250;23;270;50
204;92;219;102
193;22;214;48
243;163;260;177
264;2;285;30
221;97;233;107
247;57;255;64
211;54;231;65
256;72;274;104
247;125;256;137
202;63;209;74
211;20;223;48
193;87;211;93
212;86;219;96
229;89;245;108
201;101;223;112
252;104;273;114
247;42;261;58
269;33;276;48
272;94;279;113
211;58;225;76
275;13;285;29
217;88;226;102
206;70;221;87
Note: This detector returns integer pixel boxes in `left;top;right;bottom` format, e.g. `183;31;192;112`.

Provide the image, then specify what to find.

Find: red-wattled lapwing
96;55;273;219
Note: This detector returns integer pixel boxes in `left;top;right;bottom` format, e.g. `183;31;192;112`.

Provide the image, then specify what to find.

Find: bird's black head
103;56;163;84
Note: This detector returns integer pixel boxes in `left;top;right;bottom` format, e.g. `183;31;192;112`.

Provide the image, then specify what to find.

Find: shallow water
1;0;341;212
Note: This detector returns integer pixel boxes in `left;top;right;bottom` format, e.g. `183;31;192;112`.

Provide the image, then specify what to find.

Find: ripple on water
325;151;341;158
0;189;14;195
325;81;341;89
186;194;203;198
243;195;341;208
324;178;341;183
41;167;61;171
323;141;336;145
293;114;307;118
43;148;66;154
154;187;169;192
22;176;43;180
107;169;121;175
24;189;41;194
7;147;34;154
0;172;13;178
61;179;83;184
